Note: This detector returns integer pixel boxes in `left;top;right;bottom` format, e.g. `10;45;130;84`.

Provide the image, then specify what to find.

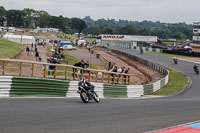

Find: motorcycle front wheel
93;92;100;103
80;92;89;103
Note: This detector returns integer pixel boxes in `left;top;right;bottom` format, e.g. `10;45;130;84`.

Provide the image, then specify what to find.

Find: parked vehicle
62;45;77;50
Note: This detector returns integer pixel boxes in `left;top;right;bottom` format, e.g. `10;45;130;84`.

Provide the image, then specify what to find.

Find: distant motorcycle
193;65;199;74
173;57;178;64
78;77;100;103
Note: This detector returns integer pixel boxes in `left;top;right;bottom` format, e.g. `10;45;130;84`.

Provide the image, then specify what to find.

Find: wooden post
54;66;56;79
128;75;130;85
108;73;110;84
65;66;67;80
88;71;91;81
31;63;34;77
101;72;104;83
2;61;5;75
73;68;75;80
19;62;22;76
81;69;83;77
113;74;116;84
122;74;124;85
95;72;98;82
43;65;46;78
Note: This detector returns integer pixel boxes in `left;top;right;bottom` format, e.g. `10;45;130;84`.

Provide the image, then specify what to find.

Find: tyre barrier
0;74;169;98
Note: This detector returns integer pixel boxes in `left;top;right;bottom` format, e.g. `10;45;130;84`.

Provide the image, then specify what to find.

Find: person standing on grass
26;46;30;55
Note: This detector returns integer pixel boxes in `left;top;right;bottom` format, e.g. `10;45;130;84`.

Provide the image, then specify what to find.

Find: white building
193;22;200;44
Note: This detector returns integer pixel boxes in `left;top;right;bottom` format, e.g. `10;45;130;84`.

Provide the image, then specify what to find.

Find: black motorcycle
193;65;199;74
78;77;100;103
173;57;178;64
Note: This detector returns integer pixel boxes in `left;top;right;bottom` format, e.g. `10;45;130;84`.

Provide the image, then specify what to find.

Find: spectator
31;42;34;48
109;62;115;71
30;47;34;56
73;60;85;79
35;52;39;61
48;58;57;76
83;61;89;74
35;47;38;53
124;68;130;84
111;66;118;84
26;46;30;55
108;61;112;71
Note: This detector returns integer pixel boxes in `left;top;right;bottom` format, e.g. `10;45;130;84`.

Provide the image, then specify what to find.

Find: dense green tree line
0;6;87;34
83;16;193;40
0;6;193;40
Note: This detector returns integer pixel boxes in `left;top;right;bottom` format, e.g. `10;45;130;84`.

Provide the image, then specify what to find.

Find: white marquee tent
3;33;35;44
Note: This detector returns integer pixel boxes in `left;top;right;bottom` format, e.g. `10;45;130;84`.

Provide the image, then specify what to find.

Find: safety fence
115;41;163;53
0;58;130;85
0;75;168;98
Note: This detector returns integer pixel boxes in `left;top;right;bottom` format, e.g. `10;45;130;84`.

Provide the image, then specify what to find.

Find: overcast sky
1;0;200;24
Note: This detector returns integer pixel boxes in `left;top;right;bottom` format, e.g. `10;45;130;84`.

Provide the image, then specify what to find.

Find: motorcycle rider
78;76;94;94
193;65;199;74
173;57;178;64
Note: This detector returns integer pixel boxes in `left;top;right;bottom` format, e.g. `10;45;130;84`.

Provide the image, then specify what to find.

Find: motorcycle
193;65;199;74
78;77;100;103
173;57;178;64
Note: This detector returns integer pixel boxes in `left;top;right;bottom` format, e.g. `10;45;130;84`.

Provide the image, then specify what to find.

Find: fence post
88;71;91;81
128;75;130;85
2;61;5;75
122;74;124;85
65;66;67;80
101;72;104;83
108;73;110;84
95;72;98;82
54;66;56;79
43;65;46;78
31;63;34;77
19;62;22;76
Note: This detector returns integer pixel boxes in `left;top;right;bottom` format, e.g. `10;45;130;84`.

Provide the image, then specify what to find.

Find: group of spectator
108;61;130;84
26;42;41;62
47;47;64;75
108;61;129;74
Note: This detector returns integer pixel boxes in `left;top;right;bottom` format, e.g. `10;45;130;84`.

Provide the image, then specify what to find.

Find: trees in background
0;6;87;34
0;6;193;40
0;6;6;26
83;16;193;40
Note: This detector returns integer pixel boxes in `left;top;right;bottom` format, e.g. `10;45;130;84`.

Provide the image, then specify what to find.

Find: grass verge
0;38;26;58
152;69;189;96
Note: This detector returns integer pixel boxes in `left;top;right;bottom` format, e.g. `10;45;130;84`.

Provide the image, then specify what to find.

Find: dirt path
67;47;164;85
65;48;104;66
12;45;48;77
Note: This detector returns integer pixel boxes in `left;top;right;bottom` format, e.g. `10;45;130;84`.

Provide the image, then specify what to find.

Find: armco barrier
10;77;69;97
0;43;169;98
0;75;169;98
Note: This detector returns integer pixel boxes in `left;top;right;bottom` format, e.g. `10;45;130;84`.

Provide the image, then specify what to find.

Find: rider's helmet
80;76;85;83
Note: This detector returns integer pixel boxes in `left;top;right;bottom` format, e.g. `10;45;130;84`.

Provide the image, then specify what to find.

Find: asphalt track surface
1;45;200;133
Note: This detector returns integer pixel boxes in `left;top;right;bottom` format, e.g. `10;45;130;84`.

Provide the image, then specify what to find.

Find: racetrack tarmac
1;45;200;133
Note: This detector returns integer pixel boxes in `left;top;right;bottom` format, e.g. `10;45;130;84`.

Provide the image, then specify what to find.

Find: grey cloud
1;0;200;23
